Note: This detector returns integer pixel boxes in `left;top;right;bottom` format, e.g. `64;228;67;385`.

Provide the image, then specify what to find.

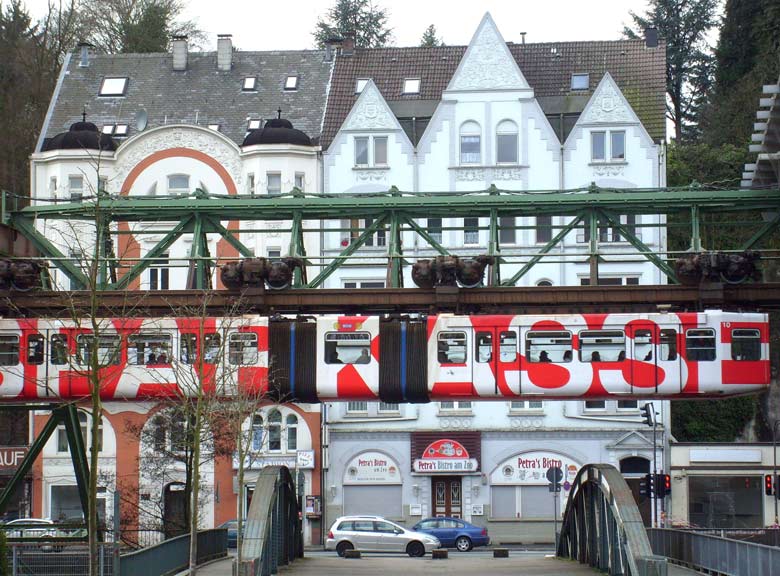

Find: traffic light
639;473;654;497
656;473;671;496
641;403;655;427
767;474;775;496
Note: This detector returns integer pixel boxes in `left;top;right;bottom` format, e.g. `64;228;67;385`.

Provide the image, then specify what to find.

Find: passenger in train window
643;351;652;361
562;350;572;362
28;337;44;364
539;351;550;362
50;335;68;365
147;351;158;365
158;352;168;364
591;351;601;362
617;351;625;362
357;349;370;364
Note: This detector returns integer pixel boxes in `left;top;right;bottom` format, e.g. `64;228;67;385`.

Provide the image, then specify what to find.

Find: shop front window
688;476;763;528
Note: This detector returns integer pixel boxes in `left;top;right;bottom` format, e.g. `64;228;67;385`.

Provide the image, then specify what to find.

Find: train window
128;334;172;365
731;329;760;361
526;331;572;363
204;333;221;364
634;329;653;362
579;330;625;362
660;329;677;361
437;331;467;364
476;332;492;363
180;334;197;364
50;334;68;365
27;334;44;365
229;333;258;365
76;334;120;366
325;332;371;364
0;335;19;366
685;329;716;361
499;331;517;362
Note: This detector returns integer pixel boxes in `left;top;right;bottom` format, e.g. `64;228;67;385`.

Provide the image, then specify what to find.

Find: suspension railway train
0;311;770;403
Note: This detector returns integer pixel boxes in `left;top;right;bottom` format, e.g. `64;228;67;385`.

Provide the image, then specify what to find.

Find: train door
628;323;681;395
21;330;46;398
473;327;520;397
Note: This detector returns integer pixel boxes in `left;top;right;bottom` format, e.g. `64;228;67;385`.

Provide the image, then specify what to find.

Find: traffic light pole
652;413;658;528
773;419;779;526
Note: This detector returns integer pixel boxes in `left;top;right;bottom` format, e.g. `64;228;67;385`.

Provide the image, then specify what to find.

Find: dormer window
102;125;115;135
571;73;589;90
114;124;128;137
208;124;220;131
247;119;262;130
284;75;298;90
403;78;420;94
355;78;369;94
243;77;257;91
99;77;128;96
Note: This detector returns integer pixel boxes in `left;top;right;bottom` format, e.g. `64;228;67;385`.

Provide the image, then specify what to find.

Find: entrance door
163;482;187;538
473;327;520;397
432;476;462;518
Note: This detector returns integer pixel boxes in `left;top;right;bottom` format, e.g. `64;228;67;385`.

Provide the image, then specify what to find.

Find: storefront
342;451;403;517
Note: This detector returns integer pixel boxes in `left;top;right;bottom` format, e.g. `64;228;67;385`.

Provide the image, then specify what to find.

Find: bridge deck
196;553;704;575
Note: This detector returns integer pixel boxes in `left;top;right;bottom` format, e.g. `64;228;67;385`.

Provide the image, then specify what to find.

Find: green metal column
187;214;212;290
588;208;600;286
62;405;91;525
386;212;404;288
690;205;702;252
288;211;308;287
488;208;501;286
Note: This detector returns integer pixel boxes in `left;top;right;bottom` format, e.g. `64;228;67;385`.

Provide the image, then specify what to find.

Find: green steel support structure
2;185;778;290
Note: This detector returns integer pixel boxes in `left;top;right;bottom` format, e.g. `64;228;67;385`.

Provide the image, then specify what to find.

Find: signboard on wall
344;451;401;485
413;439;479;473
490;451;581;487
0;447;28;473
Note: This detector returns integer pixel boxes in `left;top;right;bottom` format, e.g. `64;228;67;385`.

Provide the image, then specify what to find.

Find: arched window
536;279;553;287
286;414;298;451
251;414;264;450
459;121;481;165
268;410;282;452
620;456;650;475
496;120;518;164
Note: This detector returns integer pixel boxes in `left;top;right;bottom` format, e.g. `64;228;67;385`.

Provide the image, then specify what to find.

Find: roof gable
578;72;641;125
446;13;530;93
341;80;402;131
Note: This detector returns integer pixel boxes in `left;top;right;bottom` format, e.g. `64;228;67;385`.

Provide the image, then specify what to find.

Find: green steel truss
2;183;778;289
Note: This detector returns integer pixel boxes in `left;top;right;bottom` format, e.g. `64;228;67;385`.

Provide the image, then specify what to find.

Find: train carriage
0;311;770;403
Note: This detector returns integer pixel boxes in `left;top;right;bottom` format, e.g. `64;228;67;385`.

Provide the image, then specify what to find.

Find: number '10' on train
0;310;770;403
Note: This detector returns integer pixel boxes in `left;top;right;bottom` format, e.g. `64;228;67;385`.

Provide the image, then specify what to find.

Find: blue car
217;519;242;548
411;517;489;552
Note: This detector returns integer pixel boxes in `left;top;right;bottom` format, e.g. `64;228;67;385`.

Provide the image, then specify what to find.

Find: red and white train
0;311;770;403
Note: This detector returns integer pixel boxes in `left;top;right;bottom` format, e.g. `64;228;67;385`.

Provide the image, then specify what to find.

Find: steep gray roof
41;49;333;150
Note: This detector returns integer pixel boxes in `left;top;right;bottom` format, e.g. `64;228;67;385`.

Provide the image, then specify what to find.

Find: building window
149;253;169;291
689;476;763;528
247;119;262;130
294;173;305;192
374;136;388;165
251;415;263;450
267;173;282;195
611;131;625;160
68;176;84;202
242;77;257;91
363;217;386;247
286;414;298;450
267;248;281;260
571;73;589;90
167;174;189;195
460;121;481;164
378;402;400;413
57;411;102;453
499;216;516;244
464;217;479;245
591;132;606;161
355;137;369;166
246;173;255;195
580;276;640;286
99;77;128;96
208;124;220;131
102;125;114;135
114;124;128;137
427;218;443;244
343;280;385;289
347;401;368;413
268;410;282;451
355;78;369;93
617;400;638;410
496;120;518;164
537;279;553;287
536;215;552;243
440;401;472;411
403;78;420;94
284;75;298;90
510;400;543;411
584;400;606;411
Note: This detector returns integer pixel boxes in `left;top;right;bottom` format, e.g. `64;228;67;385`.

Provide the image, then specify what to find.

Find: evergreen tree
313;0;392;48
624;0;719;142
419;24;442;47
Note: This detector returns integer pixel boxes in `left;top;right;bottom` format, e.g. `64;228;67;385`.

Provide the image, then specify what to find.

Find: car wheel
407;541;425;557
336;541;354;557
455;536;472;552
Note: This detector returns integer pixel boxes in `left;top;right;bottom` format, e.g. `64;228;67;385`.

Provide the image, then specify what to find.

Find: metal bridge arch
557;463;667;576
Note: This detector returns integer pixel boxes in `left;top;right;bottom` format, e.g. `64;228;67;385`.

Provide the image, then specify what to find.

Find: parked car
2;518;56;539
217;519;243;548
326;515;440;557
411;517;489;551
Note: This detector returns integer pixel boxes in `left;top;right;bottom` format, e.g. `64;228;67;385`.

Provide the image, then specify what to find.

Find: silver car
326;515;440;557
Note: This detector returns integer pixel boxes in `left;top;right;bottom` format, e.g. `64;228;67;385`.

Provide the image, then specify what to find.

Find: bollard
432;549;448;559
344;549;361;559
493;548;509;558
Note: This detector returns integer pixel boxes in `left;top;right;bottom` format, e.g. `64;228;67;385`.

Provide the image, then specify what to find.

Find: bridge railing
239;465;302;576
557;463;667;576
648;528;780;576
119;528;227;576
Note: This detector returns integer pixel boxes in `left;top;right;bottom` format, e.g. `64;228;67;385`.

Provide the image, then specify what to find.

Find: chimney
520;32;526;45
217;34;233;71
342;32;355;56
172;35;188;71
324;37;342;62
644;27;658;48
77;42;93;67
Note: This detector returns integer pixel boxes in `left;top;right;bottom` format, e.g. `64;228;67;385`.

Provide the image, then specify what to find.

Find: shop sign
0;447;27;471
490;451;581;487
242;455;297;470
344;451;401;485
296;450;315;470
413;439;478;473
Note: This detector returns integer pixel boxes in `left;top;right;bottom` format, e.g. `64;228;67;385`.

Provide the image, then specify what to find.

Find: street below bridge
194;549;705;576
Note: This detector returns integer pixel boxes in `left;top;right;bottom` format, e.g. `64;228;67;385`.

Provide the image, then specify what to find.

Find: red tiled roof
322;40;666;149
